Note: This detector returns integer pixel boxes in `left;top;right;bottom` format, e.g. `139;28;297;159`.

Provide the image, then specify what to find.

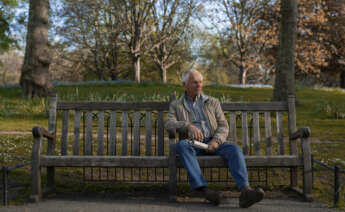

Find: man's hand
187;124;204;141
207;140;219;153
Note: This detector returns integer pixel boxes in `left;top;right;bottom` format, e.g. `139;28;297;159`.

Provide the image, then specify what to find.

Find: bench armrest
289;127;310;141
32;126;55;141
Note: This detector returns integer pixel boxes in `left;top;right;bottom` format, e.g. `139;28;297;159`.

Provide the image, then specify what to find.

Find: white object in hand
187;140;209;150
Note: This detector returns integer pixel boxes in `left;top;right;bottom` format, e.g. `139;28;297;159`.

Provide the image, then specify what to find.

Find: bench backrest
46;94;297;157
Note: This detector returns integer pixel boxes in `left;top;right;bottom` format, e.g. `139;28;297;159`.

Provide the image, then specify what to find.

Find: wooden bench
30;93;312;202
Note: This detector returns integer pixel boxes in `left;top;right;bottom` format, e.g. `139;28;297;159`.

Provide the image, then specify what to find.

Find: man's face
183;72;203;98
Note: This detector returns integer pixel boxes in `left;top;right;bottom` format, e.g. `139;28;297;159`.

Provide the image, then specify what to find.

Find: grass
0;82;345;207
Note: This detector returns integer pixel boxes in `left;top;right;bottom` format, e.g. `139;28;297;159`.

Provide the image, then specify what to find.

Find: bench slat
57;102;170;110
222;102;288;111
40;156;169;167
57;101;287;111
264;112;272;156
229;112;237;143
253;112;261;155
73;110;81;155
109;111;117;155
39;155;302;168
133;111;140;155
157;111;164;156
61;110;69;156
180;155;303;168
276;112;284;155
47;95;57;155
145;111;152;156
97;111;104;156
121;111;128;156
241;112;249;155
85;111;93;155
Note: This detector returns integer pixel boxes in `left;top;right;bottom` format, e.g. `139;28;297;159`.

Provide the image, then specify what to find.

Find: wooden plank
229;112;237;143
288;95;298;189
168;129;177;200
57;101;288;112
109;111;117;155
222;102;288;111
276;112;284;155
241;112;249;155
61;110;69;156
73;110;81;155
145;111;152;156
47;93;57;191
175;155;303;168
97;111;104;156
121;111;128;156
253;112;261;155
31;134;42;201
132;111;140;156
57;101;170;111
47;94;57;155
301;137;313;200
264;112;272;156
85;111;93;155
40;155;302;168
288;95;297;154
157;111;164;156
40;156;169;167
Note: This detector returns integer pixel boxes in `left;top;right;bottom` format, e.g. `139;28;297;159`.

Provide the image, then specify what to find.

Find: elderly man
165;69;264;208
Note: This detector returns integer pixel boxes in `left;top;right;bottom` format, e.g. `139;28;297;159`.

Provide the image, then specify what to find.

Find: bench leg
31;131;42;202
169;170;177;201
302;137;313;201
169;137;177;201
30;155;42;202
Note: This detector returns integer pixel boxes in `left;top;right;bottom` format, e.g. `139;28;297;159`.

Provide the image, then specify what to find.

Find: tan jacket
165;94;229;144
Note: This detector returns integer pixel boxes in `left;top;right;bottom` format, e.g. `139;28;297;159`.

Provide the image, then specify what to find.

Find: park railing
312;156;345;208
1;162;31;206
1;158;345;207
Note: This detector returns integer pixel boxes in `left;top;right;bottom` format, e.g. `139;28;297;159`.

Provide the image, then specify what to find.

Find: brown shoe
239;187;264;208
198;187;221;205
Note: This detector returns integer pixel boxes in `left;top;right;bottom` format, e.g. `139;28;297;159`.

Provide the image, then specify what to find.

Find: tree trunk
161;64;167;84
133;55;141;83
272;0;297;101
110;63;118;81
238;62;247;85
110;46;118;81
20;0;53;98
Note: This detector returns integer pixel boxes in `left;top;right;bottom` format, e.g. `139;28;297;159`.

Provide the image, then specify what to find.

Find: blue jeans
176;139;249;190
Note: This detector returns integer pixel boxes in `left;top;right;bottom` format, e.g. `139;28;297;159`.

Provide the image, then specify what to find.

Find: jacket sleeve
164;100;190;133
212;99;229;144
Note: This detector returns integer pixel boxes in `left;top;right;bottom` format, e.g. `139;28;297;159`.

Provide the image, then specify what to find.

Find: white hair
181;69;203;83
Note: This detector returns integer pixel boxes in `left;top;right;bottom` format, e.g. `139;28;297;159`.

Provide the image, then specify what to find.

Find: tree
323;0;345;88
208;0;271;85
0;0;19;52
149;0;195;83
0;50;23;85
53;0;124;80
256;0;329;82
20;0;53;97
272;0;297;101
118;0;157;83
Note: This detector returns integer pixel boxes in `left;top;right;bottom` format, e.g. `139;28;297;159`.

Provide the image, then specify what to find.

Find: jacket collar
182;92;209;112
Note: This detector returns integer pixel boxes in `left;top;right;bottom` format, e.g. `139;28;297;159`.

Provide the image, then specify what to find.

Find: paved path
1;193;343;212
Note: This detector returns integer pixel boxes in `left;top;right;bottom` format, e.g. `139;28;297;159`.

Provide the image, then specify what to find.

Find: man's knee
221;143;243;156
176;140;191;153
